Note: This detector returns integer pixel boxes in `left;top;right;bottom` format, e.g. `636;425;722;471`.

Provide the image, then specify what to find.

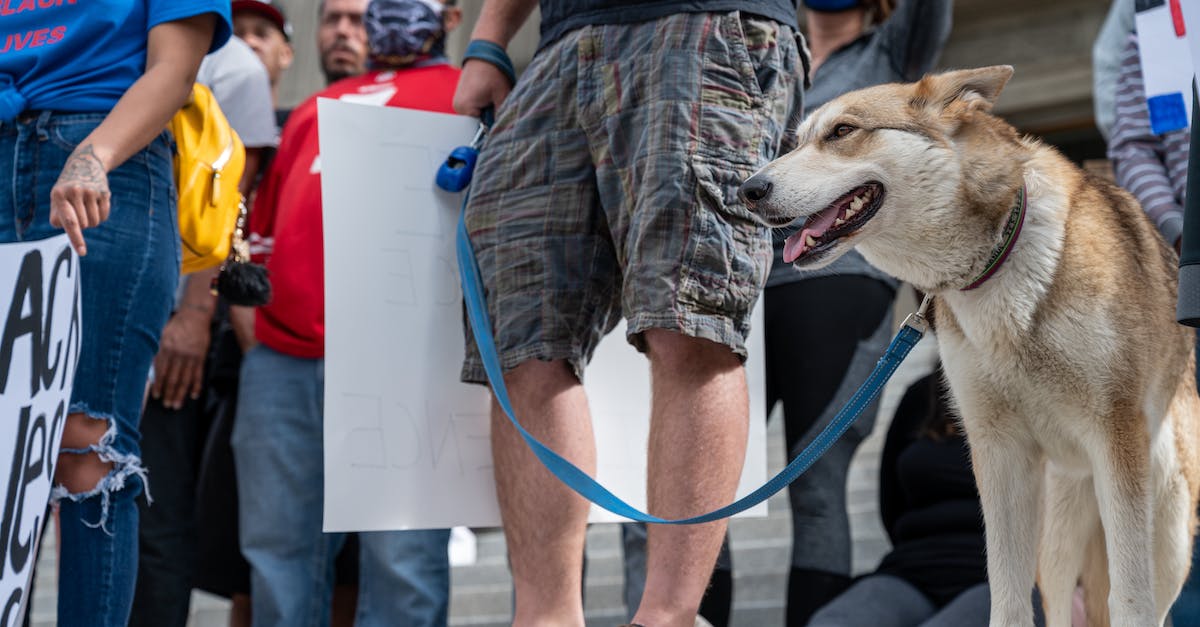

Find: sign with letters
319;99;768;531
1136;0;1195;133
0;234;79;626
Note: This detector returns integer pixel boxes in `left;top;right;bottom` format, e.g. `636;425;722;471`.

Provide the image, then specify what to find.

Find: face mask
803;0;862;11
365;0;447;66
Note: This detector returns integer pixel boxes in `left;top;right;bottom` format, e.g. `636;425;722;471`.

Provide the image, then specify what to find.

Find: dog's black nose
740;176;772;205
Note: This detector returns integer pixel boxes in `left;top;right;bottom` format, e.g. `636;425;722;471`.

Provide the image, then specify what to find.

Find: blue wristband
463;39;517;87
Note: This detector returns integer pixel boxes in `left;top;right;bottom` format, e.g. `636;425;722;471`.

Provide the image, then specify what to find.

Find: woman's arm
1093;0;1135;141
1108;37;1185;248
880;0;953;81
50;14;217;256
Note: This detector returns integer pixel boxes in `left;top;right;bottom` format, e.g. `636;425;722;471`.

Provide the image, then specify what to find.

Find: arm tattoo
58;144;108;191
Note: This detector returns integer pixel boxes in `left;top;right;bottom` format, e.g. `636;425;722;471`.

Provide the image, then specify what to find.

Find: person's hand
453;59;513;118
50;144;111;257
229;305;258;354
151;307;213;410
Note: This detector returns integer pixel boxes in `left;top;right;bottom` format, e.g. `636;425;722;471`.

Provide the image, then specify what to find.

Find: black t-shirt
538;0;800;49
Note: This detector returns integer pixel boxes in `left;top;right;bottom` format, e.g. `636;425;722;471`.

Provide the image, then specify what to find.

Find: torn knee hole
60;412;112;450
51;417;149;534
55;449;114;494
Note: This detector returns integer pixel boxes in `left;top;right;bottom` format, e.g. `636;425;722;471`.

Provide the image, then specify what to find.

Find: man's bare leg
493;359;596;627
633;329;750;627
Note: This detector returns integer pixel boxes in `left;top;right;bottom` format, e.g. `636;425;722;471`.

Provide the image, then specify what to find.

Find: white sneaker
447;526;476;566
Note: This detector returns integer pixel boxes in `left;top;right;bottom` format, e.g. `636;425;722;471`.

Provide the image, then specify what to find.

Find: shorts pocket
691;154;762;224
697;14;767;164
677;155;771;317
733;13;788;101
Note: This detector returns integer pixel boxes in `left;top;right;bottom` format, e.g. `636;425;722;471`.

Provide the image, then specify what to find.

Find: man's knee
642;329;740;374
503;358;578;394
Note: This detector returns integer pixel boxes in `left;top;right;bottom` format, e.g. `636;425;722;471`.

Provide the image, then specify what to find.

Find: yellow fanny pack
169;83;246;275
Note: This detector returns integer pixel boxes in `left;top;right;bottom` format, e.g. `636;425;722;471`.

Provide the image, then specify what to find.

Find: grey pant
809;576;990;627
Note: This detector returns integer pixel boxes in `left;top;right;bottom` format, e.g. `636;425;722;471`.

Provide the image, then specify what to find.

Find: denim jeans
0;111;178;627
232;345;451;627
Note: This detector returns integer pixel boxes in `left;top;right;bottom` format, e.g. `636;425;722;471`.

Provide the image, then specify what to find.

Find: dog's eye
828;124;856;140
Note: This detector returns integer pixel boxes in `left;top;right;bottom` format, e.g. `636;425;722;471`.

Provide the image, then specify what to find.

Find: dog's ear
913;65;1014;114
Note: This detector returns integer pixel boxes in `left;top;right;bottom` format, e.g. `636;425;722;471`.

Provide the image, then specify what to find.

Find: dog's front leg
1038;468;1098;627
967;425;1043;627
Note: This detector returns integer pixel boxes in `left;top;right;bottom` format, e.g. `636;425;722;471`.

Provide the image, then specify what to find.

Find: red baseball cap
232;0;293;41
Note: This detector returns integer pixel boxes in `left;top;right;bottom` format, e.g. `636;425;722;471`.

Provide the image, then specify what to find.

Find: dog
738;66;1200;626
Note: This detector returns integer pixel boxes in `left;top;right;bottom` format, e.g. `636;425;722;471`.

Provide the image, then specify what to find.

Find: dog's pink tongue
782;205;840;263
782;235;806;264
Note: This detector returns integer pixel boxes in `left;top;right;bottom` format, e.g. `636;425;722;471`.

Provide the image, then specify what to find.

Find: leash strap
454;190;929;524
440;117;929;523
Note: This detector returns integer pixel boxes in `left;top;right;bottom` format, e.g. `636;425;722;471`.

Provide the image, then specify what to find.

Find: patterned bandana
365;0;447;68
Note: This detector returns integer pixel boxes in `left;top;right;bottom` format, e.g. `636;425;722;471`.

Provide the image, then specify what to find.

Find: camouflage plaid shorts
462;11;805;383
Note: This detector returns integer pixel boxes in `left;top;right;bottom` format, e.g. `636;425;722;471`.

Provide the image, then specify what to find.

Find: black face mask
803;0;863;11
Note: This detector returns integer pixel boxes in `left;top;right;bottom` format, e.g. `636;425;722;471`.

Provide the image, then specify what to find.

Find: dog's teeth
845;206;858;219
834;218;846;226
805;235;817;247
850;197;864;211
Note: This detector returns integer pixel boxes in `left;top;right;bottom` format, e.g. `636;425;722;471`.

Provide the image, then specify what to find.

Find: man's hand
453;59;514;118
151;307;212;410
230;305;258;354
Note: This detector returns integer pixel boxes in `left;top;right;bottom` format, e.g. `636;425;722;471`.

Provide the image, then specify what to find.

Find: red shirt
249;64;461;358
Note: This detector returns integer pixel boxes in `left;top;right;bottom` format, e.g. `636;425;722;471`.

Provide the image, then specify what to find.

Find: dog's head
741;65;1025;288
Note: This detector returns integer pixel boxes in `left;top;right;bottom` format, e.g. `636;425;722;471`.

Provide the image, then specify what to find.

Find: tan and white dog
739;66;1200;627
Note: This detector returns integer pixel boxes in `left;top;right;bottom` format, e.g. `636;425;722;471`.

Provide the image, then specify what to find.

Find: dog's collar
961;184;1027;291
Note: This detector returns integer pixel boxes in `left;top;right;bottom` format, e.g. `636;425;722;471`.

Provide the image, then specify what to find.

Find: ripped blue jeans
0;111;178;627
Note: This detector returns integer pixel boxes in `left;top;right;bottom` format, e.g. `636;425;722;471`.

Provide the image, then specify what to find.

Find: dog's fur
741;66;1200;626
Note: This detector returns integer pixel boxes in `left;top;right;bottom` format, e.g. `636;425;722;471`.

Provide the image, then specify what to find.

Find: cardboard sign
1136;0;1194;133
0;235;79;626
318;99;767;531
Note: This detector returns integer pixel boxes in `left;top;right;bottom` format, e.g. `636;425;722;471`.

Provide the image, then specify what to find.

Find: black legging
764;274;896;627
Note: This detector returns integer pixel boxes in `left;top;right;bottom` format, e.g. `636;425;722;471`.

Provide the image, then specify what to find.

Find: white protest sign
319;99;767;531
0;235;79;626
1180;0;1200;89
1136;0;1194;133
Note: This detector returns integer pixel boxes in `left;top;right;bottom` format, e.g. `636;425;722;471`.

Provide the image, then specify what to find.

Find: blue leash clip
436;122;487;193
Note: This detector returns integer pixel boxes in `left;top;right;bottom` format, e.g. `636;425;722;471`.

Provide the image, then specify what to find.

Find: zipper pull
211;169;221;206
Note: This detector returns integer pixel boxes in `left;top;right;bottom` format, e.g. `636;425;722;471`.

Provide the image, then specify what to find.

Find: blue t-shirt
0;0;232;122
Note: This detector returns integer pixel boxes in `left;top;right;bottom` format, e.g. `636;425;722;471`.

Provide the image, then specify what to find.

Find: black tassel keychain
212;198;271;306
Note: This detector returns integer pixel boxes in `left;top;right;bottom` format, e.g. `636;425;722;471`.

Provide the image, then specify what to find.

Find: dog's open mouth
782;182;885;263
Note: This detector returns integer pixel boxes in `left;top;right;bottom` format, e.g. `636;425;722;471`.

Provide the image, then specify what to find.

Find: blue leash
438;122;931;524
